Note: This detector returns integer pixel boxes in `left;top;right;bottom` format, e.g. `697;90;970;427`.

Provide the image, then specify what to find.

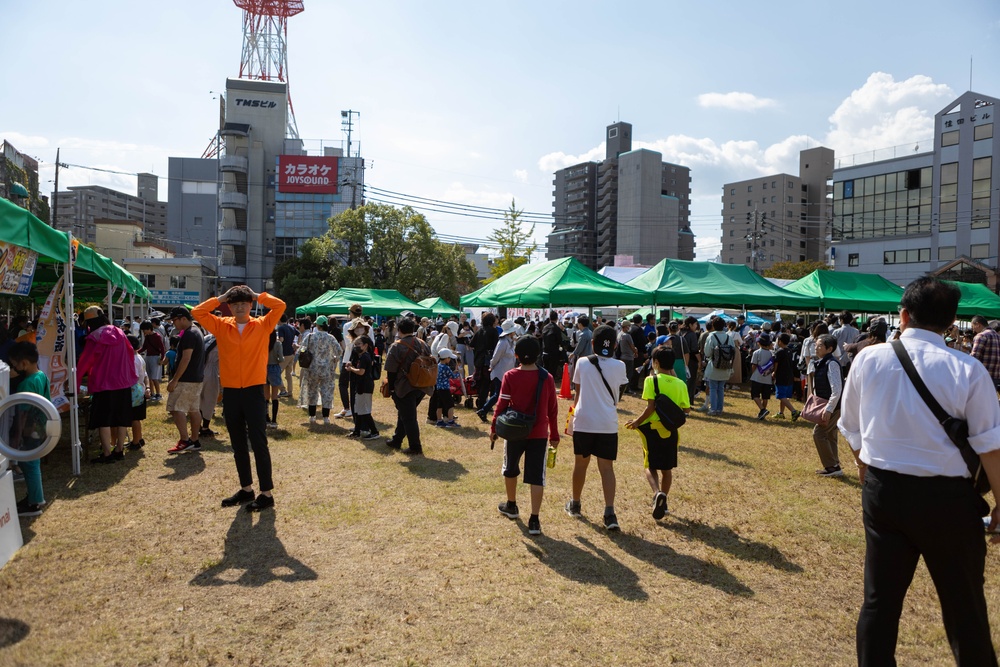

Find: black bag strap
530;367;548;418
588;354;618;404
890;339;954;426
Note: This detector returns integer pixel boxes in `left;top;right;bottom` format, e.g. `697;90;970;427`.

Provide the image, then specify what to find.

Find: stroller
450;375;477;409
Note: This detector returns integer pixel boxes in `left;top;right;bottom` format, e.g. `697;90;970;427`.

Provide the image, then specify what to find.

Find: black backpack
710;332;735;370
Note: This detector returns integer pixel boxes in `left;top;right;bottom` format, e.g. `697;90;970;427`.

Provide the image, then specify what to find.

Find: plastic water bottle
547;446;557;468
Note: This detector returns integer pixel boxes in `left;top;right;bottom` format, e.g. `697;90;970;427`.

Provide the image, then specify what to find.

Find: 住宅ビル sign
277;155;338;195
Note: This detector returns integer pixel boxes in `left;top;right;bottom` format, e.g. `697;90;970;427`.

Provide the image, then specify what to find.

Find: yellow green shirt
641;372;690;426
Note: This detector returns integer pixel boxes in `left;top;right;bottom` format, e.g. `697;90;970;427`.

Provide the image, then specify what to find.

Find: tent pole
65;238;82;477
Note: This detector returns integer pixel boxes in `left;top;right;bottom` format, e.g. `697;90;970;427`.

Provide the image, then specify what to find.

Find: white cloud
513;169;528;184
442;183;517;210
697;92;777;111
537;145;606;173
825;72;953;158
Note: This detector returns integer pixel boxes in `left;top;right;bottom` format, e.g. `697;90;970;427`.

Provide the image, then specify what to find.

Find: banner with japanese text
35;278;70;413
0;241;38;296
277;155;338;194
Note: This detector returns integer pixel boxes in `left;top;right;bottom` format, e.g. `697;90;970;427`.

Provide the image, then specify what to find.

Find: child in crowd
492;336;559;536
432;349;465;428
771;333;801;421
8;342;50;517
266;330;284;428
626;346;690;519
165;337;179;379
750;333;775;420
127;335;150;451
344;335;378;439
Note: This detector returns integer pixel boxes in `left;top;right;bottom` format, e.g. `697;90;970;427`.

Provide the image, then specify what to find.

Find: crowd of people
5;275;1000;664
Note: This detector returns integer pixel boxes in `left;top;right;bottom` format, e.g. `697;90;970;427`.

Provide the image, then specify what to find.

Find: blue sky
3;0;999;261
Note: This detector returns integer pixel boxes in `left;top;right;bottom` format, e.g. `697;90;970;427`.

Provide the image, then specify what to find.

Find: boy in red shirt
490;336;559;536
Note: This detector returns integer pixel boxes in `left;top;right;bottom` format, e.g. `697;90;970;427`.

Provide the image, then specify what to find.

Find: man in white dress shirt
839;276;1000;667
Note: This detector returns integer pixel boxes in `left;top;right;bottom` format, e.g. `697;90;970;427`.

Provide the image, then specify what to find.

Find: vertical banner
35;277;70;413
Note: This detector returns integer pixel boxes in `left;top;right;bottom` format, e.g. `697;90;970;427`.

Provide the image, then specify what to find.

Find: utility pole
52;148;60;228
745;207;768;274
341;110;361;209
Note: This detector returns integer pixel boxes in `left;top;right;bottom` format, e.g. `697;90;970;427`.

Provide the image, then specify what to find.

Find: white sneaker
309;416;317;424
323;418;332;425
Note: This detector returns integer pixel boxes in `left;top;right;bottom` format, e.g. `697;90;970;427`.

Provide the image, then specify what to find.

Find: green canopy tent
783;270;904;313
625;259;817;310
0;196;151;476
296;287;433;317
460;257;650;308
418;297;462;317
947;281;1000;319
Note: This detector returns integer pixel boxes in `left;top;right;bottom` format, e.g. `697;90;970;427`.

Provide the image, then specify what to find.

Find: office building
719;147;834;271
53;177;167;245
547;122;694;270
831;91;997;286
167;157;219;266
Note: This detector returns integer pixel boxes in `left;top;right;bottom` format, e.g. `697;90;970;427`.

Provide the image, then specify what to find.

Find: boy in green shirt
8;342;51;517
626;346;690;520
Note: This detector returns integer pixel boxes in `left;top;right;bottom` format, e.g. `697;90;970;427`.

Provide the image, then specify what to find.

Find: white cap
438;348;457;359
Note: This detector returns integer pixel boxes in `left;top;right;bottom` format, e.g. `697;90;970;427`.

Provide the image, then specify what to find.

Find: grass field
1;383;998;666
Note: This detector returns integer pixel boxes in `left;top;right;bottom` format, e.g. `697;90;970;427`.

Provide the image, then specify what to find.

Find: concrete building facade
167;157;219;266
1;140;48;222
122;257;216;309
547;122;694;270
830;91;998;286
94;219;171;266
53;178;167;245
719;147;834;271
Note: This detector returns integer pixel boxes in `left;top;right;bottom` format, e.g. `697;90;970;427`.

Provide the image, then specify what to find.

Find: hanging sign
35;278;70;413
0;242;38;296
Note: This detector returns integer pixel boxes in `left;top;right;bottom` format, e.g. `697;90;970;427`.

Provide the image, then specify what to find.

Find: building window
730;216;735;223
788;181;794;189
800;255;806;261
938;246;956;261
787;196;793;203
973;157;992;229
939;161;959;232
848;253;859;267
193;216;203;227
728;258;734;264
785;240;792;247
608;127;618;139
771;181;777;188
747;200;753;206
729;244;734;251
971;244;990;259
941;130;960;147
170;275;187;289
730;188;735;195
800;241;806;248
138;273;155;288
975;123;993;141
883;248;931;264
729;229;734;236
786;254;791;260
747;185;753;192
730;203;735;209
762;182;767;190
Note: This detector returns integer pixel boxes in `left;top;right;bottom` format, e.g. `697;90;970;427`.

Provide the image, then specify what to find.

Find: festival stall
460;257;649;308
783;270;904;313
417;297;461;317
626;259;816;310
0;196;150;477
296;287;433;318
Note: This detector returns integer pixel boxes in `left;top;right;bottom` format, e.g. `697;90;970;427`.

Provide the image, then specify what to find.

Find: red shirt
490;367;560;442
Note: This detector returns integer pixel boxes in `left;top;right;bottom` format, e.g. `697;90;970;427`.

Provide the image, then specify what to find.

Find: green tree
326;203;478;306
763;259;831;280
486;200;536;283
272;236;338;313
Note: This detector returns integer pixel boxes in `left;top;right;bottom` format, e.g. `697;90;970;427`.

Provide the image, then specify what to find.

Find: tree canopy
273;203;478;310
763;259;831;280
486;200;536;283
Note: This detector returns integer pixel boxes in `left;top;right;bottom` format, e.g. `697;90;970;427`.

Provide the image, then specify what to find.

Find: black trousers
858;466;996;667
338;367;351;410
542;354;563;383
476;363;491;408
391;390;425;451
222;386;273;492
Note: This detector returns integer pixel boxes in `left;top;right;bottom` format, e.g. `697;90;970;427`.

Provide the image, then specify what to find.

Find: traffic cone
559;363;573;400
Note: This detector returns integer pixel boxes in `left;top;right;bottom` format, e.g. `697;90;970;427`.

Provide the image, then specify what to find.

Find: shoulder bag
495;368;549;442
651;372;686;429
297;334;314;369
891;339;990;494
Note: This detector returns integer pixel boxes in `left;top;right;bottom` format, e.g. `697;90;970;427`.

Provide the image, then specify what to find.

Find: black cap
593;325;617;357
169;307;191;320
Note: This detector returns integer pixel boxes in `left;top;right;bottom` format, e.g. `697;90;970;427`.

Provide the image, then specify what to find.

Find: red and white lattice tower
234;0;304;139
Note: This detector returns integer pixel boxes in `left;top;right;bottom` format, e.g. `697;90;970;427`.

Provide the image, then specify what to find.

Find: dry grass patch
0;386;998;665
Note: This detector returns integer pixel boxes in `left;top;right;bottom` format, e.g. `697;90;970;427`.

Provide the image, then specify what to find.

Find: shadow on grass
159;453;206;481
679;445;752;469
190;510;317;587
660;516;803;574
0;618;30;648
522;532;648;602
399;456;468;482
576;517;755;597
832;474;862;489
